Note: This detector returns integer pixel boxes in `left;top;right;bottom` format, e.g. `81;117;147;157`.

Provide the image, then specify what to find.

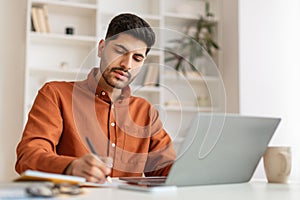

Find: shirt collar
87;67;131;101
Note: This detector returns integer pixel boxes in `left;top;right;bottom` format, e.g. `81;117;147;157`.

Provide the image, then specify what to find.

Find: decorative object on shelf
196;94;211;107
165;16;219;74
60;61;69;69
65;27;74;35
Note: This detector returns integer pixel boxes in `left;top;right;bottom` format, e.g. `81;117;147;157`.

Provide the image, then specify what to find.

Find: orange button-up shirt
16;68;176;177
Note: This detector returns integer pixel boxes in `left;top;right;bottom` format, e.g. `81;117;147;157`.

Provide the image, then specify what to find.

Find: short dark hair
105;13;155;55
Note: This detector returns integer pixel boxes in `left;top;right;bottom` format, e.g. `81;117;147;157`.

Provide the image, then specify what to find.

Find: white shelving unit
24;0;227;151
163;0;224;145
24;0;99;119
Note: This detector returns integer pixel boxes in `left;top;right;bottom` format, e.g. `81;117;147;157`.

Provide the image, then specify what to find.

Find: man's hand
65;154;112;183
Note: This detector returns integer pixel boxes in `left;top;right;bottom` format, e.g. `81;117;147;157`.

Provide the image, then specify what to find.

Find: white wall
0;0;26;181
239;0;300;181
220;0;239;113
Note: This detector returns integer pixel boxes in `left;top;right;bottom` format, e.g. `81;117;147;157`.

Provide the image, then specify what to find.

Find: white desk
1;181;299;199
70;181;300;200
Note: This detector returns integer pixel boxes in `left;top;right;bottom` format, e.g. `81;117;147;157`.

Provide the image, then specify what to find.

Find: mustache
110;67;132;78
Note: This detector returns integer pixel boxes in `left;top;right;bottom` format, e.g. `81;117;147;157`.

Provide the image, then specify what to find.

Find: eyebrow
114;44;145;59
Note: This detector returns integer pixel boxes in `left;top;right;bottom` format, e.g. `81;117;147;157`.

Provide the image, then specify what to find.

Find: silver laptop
120;113;281;187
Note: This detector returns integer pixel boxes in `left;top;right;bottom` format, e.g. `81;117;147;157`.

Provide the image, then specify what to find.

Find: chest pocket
120;125;150;165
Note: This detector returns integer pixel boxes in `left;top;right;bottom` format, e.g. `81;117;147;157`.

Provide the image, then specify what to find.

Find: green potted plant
165;16;219;75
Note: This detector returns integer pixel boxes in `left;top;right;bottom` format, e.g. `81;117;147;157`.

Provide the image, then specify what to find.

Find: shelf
147;50;162;57
164;105;213;112
98;12;161;38
163;12;200;21
163;13;218;32
133;13;161;22
29;32;97;46
132;86;161;93
32;0;97;10
164;12;218;24
164;74;219;82
29;66;90;76
101;11;161;22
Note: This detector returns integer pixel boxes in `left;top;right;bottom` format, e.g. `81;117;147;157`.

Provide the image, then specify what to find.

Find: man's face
98;34;147;89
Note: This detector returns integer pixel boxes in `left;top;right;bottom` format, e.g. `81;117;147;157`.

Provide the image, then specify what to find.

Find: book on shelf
31;7;41;32
30;17;36;32
143;65;159;86
31;6;51;33
37;7;47;32
42;5;51;33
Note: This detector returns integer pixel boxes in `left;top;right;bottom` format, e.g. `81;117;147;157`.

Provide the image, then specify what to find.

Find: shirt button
112;143;116;148
101;91;106;96
95;94;99;97
111;122;115;127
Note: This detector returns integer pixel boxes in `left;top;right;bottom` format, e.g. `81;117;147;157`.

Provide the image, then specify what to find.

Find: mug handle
278;152;291;176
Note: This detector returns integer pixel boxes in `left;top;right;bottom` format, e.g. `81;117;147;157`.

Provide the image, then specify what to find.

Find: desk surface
1;180;300;199
72;181;300;200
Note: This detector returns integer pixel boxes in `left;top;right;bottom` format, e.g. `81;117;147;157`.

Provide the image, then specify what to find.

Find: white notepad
15;170;86;185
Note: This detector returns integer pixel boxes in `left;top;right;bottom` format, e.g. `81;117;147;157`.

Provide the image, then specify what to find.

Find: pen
85;137;112;183
85;137;97;155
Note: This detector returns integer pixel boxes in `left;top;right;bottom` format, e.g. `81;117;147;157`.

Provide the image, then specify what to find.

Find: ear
97;39;105;57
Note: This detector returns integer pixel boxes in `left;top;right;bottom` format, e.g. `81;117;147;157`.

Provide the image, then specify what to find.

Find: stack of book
31;5;51;33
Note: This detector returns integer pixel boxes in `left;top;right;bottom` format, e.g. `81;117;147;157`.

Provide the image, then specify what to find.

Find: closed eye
133;55;144;62
115;47;126;54
114;44;145;62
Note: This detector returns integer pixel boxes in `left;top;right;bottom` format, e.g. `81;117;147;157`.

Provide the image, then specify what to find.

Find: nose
120;53;132;71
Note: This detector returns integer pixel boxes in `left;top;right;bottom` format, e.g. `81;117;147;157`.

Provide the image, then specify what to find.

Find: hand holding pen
64;137;113;183
85;137;113;183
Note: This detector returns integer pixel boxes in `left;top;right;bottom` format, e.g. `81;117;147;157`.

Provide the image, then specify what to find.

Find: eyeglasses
26;182;82;197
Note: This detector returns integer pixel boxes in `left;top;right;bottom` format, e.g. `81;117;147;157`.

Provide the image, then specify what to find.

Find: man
15;13;176;183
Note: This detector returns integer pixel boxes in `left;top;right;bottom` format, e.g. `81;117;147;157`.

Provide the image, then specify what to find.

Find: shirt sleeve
144;106;176;176
15;83;76;174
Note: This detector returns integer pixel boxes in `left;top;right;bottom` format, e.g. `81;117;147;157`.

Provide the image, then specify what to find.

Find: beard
101;67;134;89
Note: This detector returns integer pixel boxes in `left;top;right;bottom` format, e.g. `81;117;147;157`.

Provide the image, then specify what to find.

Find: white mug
263;146;291;183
